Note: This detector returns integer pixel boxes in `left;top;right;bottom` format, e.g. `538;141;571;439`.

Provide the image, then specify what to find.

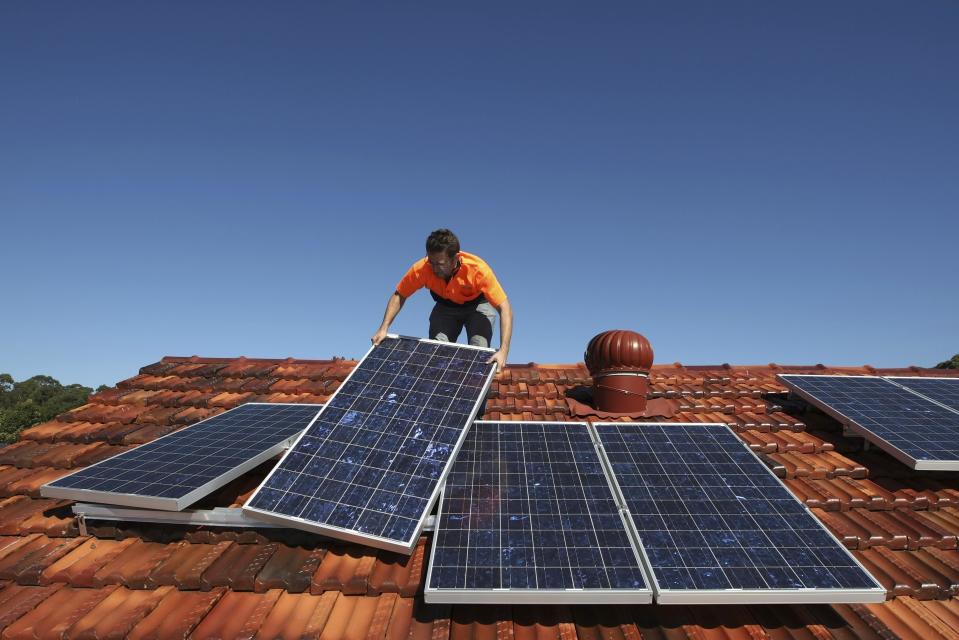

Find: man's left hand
486;349;507;373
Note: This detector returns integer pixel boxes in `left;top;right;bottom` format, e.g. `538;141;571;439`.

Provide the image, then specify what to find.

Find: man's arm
371;291;406;345
486;297;512;373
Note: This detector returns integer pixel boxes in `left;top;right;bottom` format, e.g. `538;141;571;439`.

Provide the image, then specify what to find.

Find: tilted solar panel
42;403;322;510
425;421;652;604
594;422;884;604
779;374;959;470
243;336;497;553
887;376;959;414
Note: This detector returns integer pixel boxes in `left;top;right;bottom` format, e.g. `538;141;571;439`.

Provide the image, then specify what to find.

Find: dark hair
426;228;460;258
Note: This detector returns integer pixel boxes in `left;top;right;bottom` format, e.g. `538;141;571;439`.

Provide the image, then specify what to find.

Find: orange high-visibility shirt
395;251;507;307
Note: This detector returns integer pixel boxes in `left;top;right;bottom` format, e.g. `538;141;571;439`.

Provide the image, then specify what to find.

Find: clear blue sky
3;2;957;388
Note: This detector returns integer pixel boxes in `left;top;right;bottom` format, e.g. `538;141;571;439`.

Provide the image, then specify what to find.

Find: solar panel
594;422;884;604
243;336;497;553
425;421;652;604
779;374;959;470
41;403;322;510
887;377;959;413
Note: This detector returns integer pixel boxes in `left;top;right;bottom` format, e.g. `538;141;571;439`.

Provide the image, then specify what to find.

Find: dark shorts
429;301;497;347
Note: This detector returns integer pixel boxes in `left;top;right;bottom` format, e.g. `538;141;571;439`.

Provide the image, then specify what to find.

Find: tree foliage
0;374;104;444
935;354;959;370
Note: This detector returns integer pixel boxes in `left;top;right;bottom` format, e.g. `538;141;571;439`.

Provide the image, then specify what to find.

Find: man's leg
428;303;465;342
464;302;496;348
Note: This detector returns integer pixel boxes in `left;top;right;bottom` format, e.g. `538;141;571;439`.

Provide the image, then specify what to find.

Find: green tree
0;374;101;444
936;354;959;370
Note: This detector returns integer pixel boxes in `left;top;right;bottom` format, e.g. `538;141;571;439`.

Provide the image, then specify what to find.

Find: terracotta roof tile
404;600;451;640
126;586;227;640
747;603;874;640
34;442;130;469
918;600;959;634
739;430;833;454
1;469;68;498
239;377;280;393
254;544;327;593
270;378;334;396
0;535;43;561
137;361;178;377
86;386;129;404
200;542;279;591
767;452;868;480
256;590;342;639
165;362;226;378
312;545;378;595
816;509;958;551
0;496;74;537
147;540;233;589
217;358;282;378
188;588;283;639
40;537;138;587
131;405;187;426
1;357;958;638
0;467;41;496
0;442;52;467
1;584;120;638
208;391;255;408
853;597;959;640
68;584;174;640
91;540;179;589
785;477;899;512
19;420;123;443
313;592;402;640
0;582;64;633
61;403;151;424
248;391;331;405
368;538;426;597
121;423;182;445
856;547;959;600
0;534;87;585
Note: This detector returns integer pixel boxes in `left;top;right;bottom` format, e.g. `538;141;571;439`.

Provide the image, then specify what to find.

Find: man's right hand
371;328;389;345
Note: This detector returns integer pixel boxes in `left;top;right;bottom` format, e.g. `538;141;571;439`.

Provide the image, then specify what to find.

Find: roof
1;354;959;639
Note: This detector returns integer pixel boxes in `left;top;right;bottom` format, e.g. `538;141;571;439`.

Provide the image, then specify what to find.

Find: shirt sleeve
395;259;426;298
479;266;507;307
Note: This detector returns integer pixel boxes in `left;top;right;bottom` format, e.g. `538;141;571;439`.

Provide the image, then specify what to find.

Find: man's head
426;228;460;279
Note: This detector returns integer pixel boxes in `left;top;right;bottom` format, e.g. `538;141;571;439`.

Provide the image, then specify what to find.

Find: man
371;228;512;372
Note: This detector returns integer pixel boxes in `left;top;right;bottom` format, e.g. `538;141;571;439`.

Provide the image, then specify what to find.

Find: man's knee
469;335;489;348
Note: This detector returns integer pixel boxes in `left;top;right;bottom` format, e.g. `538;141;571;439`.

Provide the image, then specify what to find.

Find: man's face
427;251;457;279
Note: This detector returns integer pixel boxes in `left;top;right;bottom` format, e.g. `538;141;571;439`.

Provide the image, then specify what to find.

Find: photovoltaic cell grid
888;377;959;413
779;375;959;470
594;422;884;604
244;336;496;552
42;403;322;511
426;422;651;604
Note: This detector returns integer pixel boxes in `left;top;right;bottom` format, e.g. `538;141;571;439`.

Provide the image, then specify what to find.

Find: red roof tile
0;355;958;638
1;584;120;638
126;586;227;639
68;584;174;639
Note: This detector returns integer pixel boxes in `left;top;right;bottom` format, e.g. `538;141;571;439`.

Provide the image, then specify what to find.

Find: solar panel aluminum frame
71;503;285;529
424;421;654;605
40;403;322;511
592;422;886;605
243;335;498;554
778;374;959;471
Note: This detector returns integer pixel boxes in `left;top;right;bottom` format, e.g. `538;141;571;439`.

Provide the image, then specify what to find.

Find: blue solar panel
243;336;496;553
594;422;884;604
779;374;959;470
888;377;959;413
425;421;652;604
42;403;322;510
